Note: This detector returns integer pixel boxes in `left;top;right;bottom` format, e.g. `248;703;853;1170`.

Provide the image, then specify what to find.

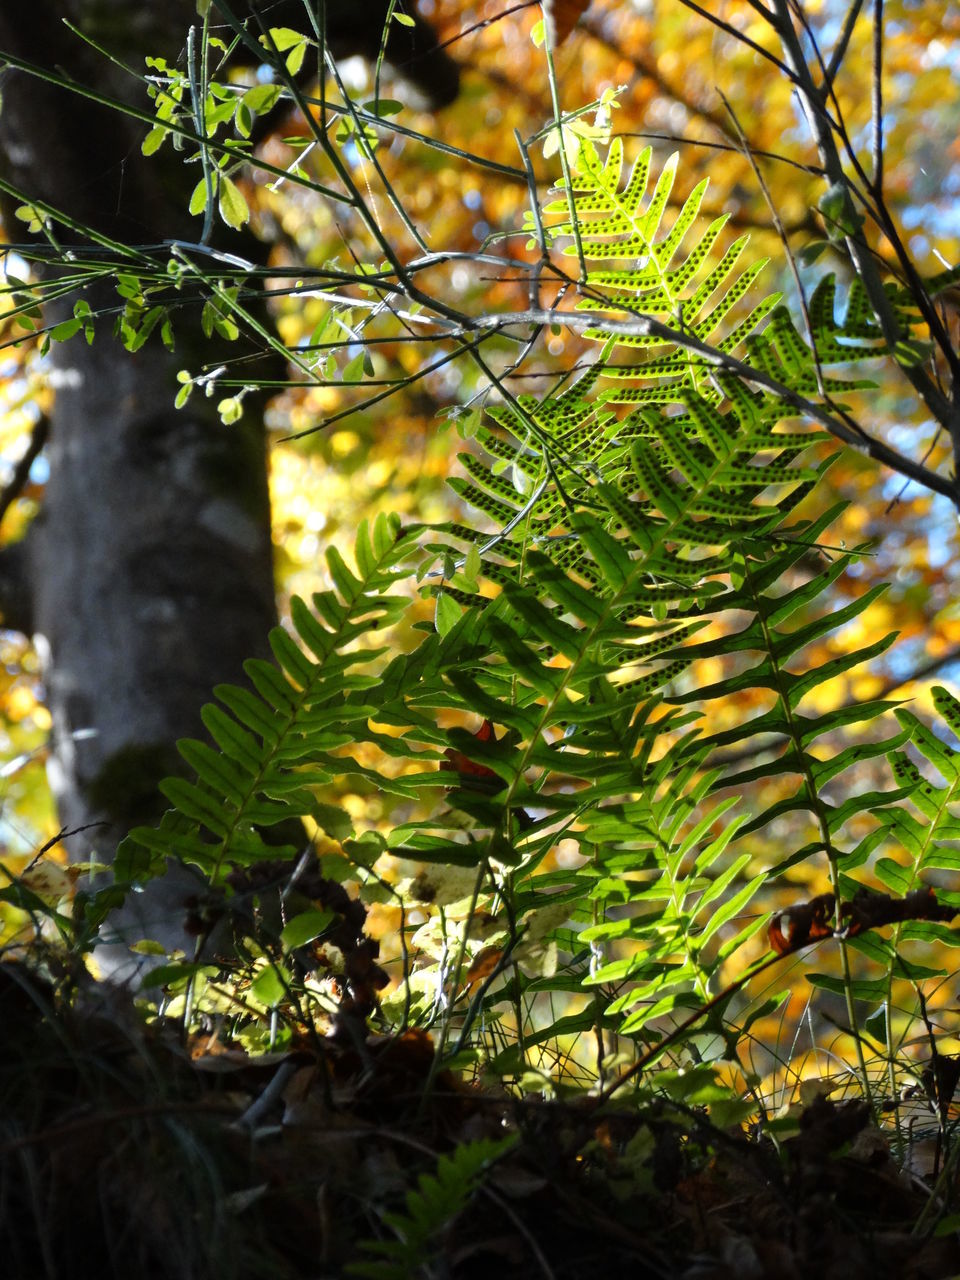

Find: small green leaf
312;801;355;840
141;125;168;156
241;83;283;115
250;964;289;1008
13;204;44;233
708;1096;757;1128
217;396;243;424
344;832;386;868
188;177;210;217
116;274;142;300
362;98;404;117
235;102;253;138
392;11;416;25
798;239;829;264
817;182;847;225
218;175;250;229
130;938;169;956
863;1005;887;1045
807;973;890;1001
463;543;481;587
459;409;481;439
435;592;461;636
818;181;864;238
49;318;82;343
280;910;335;949
260;27;305;52
286;41;306;75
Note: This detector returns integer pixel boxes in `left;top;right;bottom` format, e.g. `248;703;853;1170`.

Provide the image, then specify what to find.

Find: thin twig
188;21;215;246
22;822;107;872
676;0;797;79
231;1059;300;1130
456;303;958;502
428;0;539;58
769;3;960;460
619;131;825;179
0;415;48;530
886;424;944;512
581;11;737;145
826;0;865;86
871;0;884;192
718;91;827;401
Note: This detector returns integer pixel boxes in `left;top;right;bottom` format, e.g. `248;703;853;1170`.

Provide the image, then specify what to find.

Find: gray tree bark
0;1;283;955
0;0;457;960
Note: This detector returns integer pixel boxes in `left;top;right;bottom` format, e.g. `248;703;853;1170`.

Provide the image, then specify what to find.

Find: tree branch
825;0;865;85
769;0;960;465
463;304;959;503
0;415;47;531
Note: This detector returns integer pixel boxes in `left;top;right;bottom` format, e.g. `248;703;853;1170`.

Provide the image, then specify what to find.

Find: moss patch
85;741;184;830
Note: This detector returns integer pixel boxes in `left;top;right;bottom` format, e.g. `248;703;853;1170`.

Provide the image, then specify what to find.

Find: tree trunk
0;1;281;956
0;1;457;962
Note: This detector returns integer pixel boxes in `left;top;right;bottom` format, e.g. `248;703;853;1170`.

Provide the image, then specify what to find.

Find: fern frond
123;515;420;881
348;1136;515;1280
128;136;933;1086
870;688;960;906
541;139;926;415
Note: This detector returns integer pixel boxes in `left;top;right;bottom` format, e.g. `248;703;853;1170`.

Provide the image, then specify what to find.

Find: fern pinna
128;138;959;1089
120;514;423;882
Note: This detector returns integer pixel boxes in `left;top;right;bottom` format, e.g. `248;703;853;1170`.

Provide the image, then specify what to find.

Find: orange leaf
768;893;835;955
441;719;500;784
769;886;959;956
465;945;504;987
542;0;591;45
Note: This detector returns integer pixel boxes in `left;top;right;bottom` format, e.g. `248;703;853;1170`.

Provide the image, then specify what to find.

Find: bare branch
826;0;865;85
461;304;959;503
718;91;827;400
871;0;884;192
770;0;960;460
0;414;47;531
675;0;797;79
